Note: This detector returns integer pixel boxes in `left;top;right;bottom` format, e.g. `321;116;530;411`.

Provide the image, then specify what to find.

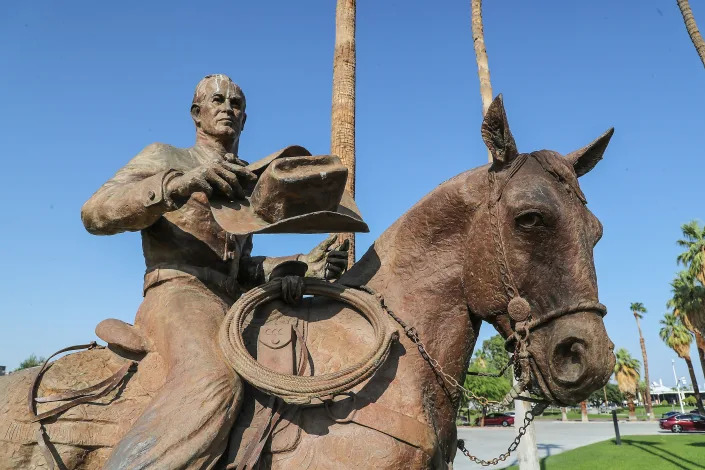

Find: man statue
81;74;348;469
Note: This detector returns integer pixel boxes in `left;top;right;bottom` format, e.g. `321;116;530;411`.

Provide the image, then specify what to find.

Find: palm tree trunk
331;0;356;266
580;401;588;422
635;315;653;419
470;0;493;162
695;330;705;380
561;407;567;421
676;0;705;68
684;356;705;414
627;397;636;421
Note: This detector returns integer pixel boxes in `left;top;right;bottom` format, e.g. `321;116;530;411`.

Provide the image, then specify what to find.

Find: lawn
505;434;705;470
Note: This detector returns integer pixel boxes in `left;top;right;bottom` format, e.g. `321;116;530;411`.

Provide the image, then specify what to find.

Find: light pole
672;359;685;414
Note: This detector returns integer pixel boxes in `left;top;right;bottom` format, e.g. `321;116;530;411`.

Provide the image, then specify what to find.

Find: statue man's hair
192;74;246;109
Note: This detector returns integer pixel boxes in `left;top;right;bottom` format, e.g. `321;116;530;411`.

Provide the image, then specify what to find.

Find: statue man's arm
81;144;181;235
236;236;301;289
237;234;350;287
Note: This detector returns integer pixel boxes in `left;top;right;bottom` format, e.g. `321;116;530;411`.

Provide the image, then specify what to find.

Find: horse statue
0;95;616;469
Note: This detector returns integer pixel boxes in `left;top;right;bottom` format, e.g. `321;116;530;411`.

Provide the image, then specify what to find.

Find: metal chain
344;283;549;465
457;402;547;466
383;303;499;407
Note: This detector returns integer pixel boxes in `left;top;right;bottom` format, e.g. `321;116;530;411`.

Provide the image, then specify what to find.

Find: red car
659;413;705;433
475;413;515;427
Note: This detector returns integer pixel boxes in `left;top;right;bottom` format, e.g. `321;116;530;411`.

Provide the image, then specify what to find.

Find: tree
676;221;705;336
463;335;512;426
470;0;493;163
613;348;641;420
659;313;705;414
580;401;588;422
676;0;705;68
15;353;45;371
331;0;356;266
669;271;705;380
629;302;653;419
588;383;624;406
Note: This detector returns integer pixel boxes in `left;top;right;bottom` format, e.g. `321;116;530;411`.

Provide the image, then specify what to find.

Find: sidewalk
454;421;666;469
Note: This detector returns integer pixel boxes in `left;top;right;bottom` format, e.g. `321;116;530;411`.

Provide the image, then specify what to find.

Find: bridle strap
505;301;607;349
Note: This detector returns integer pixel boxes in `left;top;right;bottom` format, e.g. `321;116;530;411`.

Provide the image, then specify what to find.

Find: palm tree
676;0;705;68
470;0;493;162
669;272;705;380
677;221;705;285
660;313;705;414
331;0;356;266
629;302;653;419
580;401;588;422
614;348;641;421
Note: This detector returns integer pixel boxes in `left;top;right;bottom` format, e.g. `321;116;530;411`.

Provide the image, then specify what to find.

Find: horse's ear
566;128;614;177
481;94;519;168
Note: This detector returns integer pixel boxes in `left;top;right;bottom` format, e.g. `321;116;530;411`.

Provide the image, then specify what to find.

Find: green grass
505;435;705;470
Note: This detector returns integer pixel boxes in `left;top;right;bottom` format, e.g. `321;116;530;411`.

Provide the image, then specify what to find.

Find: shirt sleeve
81;143;183;235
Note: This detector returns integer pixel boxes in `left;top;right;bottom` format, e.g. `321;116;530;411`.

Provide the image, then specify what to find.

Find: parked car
475;413;514;427
689;409;704;416
661;411;681;419
659;413;705;433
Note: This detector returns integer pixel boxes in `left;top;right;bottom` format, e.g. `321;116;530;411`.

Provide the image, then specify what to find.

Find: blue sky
1;1;704;392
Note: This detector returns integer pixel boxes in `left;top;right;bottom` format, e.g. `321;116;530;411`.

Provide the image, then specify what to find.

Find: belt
143;264;241;298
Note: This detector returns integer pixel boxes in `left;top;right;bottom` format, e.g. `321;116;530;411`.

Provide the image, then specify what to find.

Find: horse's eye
516;211;544;228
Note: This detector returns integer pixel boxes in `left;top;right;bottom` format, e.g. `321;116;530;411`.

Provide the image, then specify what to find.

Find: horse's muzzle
533;310;615;405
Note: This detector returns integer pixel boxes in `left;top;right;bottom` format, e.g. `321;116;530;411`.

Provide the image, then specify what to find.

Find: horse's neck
343;171;483;421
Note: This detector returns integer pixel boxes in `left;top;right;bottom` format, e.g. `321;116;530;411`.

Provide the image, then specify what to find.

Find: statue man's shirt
81;143;254;290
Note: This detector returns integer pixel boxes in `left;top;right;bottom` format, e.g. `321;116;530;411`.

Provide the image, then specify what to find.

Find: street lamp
672;359;685;414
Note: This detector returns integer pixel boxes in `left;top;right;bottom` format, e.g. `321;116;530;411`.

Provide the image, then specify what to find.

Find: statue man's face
192;76;246;141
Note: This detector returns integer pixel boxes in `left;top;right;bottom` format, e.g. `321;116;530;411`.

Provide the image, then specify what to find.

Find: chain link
377;293;547;465
457;403;546;466
383;305;501;407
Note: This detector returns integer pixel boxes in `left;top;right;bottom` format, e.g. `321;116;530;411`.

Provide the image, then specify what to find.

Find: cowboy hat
210;146;368;235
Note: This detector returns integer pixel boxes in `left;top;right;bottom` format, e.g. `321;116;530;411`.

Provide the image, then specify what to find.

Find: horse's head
464;95;615;405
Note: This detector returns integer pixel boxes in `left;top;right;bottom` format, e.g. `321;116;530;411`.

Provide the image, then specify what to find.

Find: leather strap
231;323;304;469
28;342;136;470
31;362;135;422
35;362;134;403
327;395;435;457
235;398;286;470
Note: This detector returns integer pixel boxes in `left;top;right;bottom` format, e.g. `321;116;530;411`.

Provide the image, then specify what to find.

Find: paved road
453;420;679;469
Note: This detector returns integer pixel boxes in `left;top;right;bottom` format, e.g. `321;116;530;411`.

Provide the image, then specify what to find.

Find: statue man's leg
104;279;243;470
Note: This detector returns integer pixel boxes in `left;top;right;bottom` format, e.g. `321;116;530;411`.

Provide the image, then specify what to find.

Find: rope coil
219;278;398;405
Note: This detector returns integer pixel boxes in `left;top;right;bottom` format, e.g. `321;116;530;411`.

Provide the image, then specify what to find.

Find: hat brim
210;191;369;235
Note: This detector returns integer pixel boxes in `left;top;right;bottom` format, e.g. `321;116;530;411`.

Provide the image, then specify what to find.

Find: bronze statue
0;94;616;469
82;74;352;468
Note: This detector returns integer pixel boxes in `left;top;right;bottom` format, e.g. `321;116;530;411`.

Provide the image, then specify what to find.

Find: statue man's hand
302;235;350;280
166;154;256;201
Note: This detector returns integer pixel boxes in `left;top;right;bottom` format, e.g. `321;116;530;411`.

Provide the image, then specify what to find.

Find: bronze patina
0;93;616;469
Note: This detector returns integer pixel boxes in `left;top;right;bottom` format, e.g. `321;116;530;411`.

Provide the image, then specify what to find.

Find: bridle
487;152;607;403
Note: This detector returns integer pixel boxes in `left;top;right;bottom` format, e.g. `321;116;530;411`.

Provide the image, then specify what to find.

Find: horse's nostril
571;342;586;357
551;338;587;386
